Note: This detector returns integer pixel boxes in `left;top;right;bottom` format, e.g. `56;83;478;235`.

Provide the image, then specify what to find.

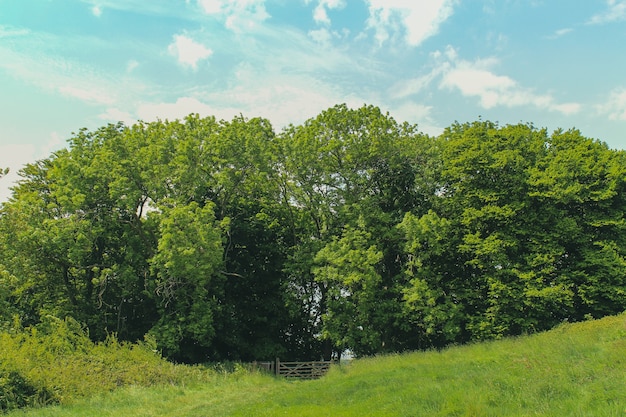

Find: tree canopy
1;105;625;362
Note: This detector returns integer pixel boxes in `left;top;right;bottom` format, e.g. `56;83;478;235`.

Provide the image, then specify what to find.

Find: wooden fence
254;358;334;380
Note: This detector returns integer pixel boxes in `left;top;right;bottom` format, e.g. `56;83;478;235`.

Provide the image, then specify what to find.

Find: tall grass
5;313;626;416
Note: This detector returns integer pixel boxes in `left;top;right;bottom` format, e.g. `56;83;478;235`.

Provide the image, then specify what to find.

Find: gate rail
255;358;334;380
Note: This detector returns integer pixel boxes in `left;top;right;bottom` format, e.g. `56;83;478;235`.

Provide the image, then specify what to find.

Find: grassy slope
8;314;626;417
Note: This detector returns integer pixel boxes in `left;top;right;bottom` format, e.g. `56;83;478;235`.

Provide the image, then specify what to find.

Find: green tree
0;114;301;361
527;129;626;320
400;121;626;347
279;104;432;357
313;222;384;356
148;202;224;362
0;124;159;339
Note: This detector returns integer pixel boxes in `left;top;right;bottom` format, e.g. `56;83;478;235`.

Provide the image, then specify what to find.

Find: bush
0;369;56;412
0;316;215;412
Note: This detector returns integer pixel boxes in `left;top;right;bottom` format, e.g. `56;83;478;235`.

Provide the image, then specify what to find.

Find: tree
0;124;159;339
3;107;625;362
0;114;302;361
279;104;432;357
527;129;626;321
399;121;626;347
148;202;224;362
313;222;384;356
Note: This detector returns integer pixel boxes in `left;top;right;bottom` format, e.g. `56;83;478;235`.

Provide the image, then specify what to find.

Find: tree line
1;104;625;362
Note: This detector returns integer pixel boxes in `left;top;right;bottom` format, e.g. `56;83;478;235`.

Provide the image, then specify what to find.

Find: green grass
7;314;626;416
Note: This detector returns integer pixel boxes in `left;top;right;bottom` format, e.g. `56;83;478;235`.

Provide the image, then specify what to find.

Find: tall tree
400;122;626;346
279;104;432;357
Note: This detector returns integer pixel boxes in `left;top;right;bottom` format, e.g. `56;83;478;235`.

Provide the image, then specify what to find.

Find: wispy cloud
132;61;369;129
365;0;457;46
547;28;573;39
126;60;139;73
597;88;626;120
388;67;446;100
168;34;213;70
197;0;270;32
0;45;117;105
91;5;103;17
0;28;151;110
438;48;580;115
589;0;626;24
388;46;581;116
0;25;30;38
78;0;192;18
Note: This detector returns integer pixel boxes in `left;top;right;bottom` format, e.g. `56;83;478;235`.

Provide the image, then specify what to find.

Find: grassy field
6;314;626;416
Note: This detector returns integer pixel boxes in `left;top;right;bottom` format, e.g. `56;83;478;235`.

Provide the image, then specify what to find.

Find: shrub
0;316;215;412
0;369;56;412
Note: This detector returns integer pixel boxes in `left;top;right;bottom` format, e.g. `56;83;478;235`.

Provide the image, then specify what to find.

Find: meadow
4;313;626;416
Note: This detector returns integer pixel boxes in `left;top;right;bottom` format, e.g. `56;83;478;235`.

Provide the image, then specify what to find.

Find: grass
6;313;626;416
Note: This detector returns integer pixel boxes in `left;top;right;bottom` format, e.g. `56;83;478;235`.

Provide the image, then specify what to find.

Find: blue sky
1;0;625;201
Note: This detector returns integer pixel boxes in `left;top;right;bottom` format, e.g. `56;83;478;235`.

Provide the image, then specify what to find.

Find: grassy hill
6;313;626;416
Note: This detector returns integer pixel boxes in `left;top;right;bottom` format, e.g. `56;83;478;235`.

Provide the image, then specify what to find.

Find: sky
1;0;625;201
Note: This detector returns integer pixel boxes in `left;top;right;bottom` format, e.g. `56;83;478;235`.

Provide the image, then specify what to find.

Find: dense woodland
1;104;625;363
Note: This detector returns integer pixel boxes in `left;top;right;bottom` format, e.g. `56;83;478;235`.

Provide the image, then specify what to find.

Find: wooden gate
255;358;333;380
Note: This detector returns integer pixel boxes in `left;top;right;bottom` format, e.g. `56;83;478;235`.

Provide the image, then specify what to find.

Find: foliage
313;222;384;356
148;201;224;360
399;121;626;346
1;105;626;362
0;316;213;413
0;369;54;412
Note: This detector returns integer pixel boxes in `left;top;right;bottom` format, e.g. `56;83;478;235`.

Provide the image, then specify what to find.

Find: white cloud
0;25;30;37
387;102;438;132
551;102;582;116
168;34;212;70
597;88;626;120
92;5;103;17
198;0;223;14
388;67;446;100
137;97;239;122
0;144;37;202
0;34;143;107
308;28;333;44
553;28;572;37
439;49;581;115
589;0;626;24
98;108;136;125
42;132;66;157
77;0;191;19
58;85;115;105
134;60;368;129
546;28;573;39
307;26;349;45
365;0;457;46
126;59;139;73
0;132;67;203
311;0;345;25
198;0;269;32
216;65;367;127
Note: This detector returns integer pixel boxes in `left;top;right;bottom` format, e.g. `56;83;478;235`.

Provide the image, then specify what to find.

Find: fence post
275;357;280;376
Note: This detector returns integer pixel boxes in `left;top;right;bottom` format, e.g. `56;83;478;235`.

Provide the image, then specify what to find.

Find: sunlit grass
7;314;626;416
